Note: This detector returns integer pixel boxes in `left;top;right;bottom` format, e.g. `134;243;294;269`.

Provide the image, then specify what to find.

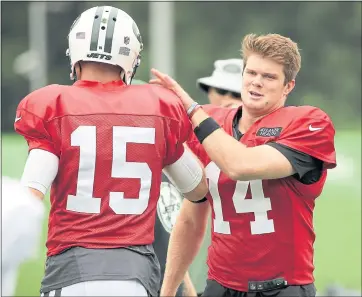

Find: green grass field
2;131;361;296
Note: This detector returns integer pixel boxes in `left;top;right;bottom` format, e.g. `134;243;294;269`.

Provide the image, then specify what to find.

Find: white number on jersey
205;162;275;235
66;126;155;215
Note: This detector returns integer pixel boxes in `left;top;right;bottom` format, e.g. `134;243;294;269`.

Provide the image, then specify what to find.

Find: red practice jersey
187;105;336;291
15;80;191;256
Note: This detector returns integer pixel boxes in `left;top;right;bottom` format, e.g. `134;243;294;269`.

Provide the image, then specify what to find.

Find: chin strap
128;55;141;85
120;70;126;82
70;71;76;82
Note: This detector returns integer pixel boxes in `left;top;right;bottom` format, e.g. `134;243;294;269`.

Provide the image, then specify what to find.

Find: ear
284;79;295;96
74;62;81;80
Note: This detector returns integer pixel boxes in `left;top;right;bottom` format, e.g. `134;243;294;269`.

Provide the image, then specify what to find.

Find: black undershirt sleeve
191;141;324;204
191;133;325;205
267;142;323;184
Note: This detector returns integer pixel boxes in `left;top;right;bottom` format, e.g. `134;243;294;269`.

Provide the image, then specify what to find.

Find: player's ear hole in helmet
66;6;143;85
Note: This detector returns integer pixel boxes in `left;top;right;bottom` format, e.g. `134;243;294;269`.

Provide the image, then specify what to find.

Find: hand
149;68;195;110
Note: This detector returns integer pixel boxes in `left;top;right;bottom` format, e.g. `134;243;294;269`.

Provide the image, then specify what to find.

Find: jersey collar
229;106;286;140
73;80;126;90
232;107;243;140
223;106;243;140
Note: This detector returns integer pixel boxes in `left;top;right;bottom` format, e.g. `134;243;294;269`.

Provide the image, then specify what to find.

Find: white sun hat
197;59;243;94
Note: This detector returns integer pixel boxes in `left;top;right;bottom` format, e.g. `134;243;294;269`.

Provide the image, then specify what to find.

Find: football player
1;177;45;296
197;58;243;108
151;33;337;297
14;6;207;297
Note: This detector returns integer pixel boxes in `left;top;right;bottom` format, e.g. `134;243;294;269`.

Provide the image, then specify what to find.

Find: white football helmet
66;6;143;84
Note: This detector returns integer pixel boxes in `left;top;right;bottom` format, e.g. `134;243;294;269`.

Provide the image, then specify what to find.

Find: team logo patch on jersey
256;127;283;137
157;182;183;234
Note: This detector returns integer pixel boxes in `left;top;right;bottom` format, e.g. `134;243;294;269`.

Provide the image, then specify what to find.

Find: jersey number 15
66;125;155;215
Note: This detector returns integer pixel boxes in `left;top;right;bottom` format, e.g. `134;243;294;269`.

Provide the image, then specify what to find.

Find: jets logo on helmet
66;6;143;84
157;182;183;234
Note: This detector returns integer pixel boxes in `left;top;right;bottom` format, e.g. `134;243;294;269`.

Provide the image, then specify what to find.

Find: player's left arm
181;271;198;296
190;108;336;181
14;101;59;200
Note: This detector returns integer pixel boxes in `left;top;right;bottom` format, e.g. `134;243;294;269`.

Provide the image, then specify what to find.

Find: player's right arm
160;199;210;296
14;87;60;200
155;85;208;202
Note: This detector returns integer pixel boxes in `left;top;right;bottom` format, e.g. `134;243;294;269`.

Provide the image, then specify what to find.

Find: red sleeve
186;104;230;157
153;86;192;166
274;109;336;169
14;95;59;157
185;128;200;157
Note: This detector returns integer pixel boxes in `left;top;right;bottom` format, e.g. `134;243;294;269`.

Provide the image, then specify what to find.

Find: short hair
241;33;301;84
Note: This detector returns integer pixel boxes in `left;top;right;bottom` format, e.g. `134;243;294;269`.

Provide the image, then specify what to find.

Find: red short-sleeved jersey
187;105;336;291
15;80;191;256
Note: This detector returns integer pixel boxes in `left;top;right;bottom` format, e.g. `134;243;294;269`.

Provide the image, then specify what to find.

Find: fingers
150;68;172;82
149;78;174;91
151;68;163;78
148;68;194;108
150;68;168;83
149;78;162;85
149;70;168;85
150;68;174;86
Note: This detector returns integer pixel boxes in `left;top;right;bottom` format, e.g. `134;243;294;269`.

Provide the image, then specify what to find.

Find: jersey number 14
206;162;275;235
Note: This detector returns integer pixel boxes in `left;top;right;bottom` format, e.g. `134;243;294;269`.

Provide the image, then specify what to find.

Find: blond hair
241;33;301;84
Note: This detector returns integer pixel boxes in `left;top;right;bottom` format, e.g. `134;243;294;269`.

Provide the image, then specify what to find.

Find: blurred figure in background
1;177;45;296
197;59;243;108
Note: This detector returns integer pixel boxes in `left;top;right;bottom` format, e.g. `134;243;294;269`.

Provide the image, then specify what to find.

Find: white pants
41;280;148;296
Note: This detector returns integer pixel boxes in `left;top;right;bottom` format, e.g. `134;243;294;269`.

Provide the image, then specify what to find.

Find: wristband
186;102;199;117
189;104;202;118
194;117;221;144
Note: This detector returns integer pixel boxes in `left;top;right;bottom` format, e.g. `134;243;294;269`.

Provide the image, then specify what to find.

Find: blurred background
1;1;361;296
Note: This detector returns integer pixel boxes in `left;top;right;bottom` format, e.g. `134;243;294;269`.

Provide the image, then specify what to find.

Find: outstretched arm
161;199;210;296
